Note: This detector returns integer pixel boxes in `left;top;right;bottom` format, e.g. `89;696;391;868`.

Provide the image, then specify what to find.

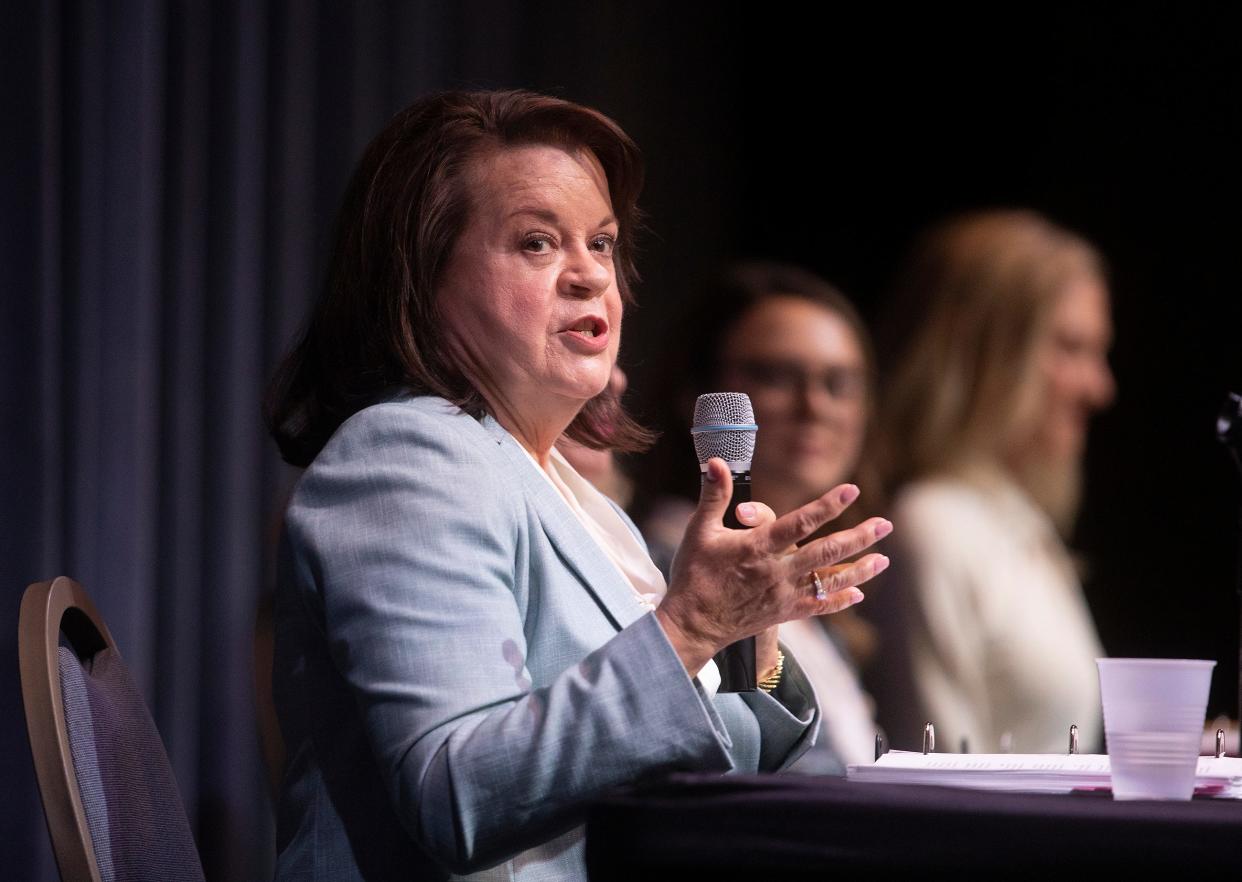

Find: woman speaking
265;90;891;882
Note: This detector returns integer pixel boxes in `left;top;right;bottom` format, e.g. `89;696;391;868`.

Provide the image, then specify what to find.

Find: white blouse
779;617;878;766
870;465;1104;754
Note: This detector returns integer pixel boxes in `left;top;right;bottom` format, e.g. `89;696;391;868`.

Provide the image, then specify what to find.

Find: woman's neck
450;355;580;469
487;398;575;469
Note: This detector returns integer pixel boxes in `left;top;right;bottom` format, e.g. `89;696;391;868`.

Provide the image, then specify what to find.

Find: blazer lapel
481;416;648;632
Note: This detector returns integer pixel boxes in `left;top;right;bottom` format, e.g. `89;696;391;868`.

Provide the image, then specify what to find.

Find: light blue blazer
273;395;818;882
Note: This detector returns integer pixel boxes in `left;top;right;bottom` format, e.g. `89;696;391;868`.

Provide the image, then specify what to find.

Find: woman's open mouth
561;316;610;351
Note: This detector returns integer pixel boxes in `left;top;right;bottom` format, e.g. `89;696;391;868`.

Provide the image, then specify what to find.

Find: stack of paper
846;750;1242;798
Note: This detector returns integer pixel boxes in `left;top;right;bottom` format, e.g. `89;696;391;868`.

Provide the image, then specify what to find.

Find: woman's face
1026;273;1115;463
438;144;622;436
716;295;869;498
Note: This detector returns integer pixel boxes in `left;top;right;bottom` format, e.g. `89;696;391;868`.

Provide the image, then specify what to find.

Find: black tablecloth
585;773;1242;878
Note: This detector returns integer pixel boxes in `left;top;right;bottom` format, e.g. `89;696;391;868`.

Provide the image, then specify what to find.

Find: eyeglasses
721;358;868;402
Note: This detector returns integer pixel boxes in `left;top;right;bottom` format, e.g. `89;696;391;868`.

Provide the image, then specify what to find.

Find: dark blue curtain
0;3;503;876
0;2;419;876
0;3;741;878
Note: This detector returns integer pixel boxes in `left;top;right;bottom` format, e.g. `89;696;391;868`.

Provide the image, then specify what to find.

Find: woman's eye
523;235;554;253
591;235;616;255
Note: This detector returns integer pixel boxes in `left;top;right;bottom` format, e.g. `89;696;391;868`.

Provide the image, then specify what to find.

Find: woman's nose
796;377;836;420
559;244;612;298
1089;358;1116;408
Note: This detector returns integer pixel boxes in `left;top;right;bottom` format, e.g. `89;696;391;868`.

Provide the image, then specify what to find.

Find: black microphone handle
714;470;757;693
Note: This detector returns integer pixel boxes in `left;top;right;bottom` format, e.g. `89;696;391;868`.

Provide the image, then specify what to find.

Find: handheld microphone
692;392;758;692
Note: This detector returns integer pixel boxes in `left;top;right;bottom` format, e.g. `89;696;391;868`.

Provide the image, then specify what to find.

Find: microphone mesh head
691;392;756;465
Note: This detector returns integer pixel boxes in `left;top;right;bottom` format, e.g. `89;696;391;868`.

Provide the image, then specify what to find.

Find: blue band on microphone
690;423;759;434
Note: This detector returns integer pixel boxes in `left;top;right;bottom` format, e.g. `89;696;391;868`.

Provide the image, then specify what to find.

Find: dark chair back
19;576;205;882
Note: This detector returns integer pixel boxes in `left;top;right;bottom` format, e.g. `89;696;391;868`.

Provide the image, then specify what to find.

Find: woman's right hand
655;457;892;676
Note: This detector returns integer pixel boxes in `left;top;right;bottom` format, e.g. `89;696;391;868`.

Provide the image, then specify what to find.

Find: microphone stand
1215;392;1242;727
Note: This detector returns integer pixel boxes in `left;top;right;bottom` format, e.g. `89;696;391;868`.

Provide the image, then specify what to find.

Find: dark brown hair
265;90;651;467
679;262;874;397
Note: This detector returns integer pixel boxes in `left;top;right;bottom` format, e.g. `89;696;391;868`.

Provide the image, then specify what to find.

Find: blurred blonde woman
865;209;1115;754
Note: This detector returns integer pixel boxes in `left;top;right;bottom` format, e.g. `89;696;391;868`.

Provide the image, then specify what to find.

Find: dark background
3;3;1239;879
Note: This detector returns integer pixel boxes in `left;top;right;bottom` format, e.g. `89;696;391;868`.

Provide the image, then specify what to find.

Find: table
585;772;1242;878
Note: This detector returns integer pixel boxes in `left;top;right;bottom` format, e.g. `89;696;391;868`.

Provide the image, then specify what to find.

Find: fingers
761;483;860;553
734;500;777;528
675;471;892;650
783;516;892;578
685;458;734;534
804;552;890;598
810;586;866;616
784;552;889;620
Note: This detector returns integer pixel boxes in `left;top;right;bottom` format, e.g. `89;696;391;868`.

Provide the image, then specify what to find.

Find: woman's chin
547;376;612;411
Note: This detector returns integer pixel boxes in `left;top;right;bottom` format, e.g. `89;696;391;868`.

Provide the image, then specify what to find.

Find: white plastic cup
1096;658;1215;800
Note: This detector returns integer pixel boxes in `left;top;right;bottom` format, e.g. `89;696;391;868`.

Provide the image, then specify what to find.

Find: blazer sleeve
282;403;738;874
743;648;819;770
605;497;819;771
605;493;819;771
